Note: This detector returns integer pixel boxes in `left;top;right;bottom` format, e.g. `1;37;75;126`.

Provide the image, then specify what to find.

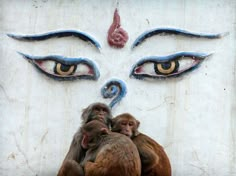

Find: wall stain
40;129;49;144
0;84;12;102
7;153;16;160
189;163;210;176
136;96;175;111
13;134;37;175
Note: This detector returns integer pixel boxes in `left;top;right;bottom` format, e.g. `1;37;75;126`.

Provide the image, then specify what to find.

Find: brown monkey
80;120;141;176
57;102;112;176
112;113;171;176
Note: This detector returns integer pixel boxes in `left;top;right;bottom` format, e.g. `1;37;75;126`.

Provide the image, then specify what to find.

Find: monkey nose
98;114;104;118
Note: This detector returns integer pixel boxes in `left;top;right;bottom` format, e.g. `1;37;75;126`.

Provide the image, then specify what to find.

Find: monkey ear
133;120;140;137
100;128;109;135
136;120;140;128
111;118;116;128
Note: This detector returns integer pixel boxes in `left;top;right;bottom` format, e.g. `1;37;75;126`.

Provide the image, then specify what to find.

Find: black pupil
161;62;172;69
60;63;71;72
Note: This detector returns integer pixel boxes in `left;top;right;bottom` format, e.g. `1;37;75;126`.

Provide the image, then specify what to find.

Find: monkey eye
18;52;100;81
120;121;127;125
94;107;107;113
99;108;108;113
94;107;100;111
102;108;108;112
130;52;212;79
128;122;134;126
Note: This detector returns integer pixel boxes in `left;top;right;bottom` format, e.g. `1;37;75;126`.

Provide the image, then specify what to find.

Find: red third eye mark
107;8;129;48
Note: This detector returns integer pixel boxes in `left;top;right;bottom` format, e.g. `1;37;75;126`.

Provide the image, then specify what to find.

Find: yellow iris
156;61;176;75
55;63;75;76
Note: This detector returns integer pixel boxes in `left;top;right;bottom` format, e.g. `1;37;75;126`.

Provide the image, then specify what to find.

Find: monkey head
81;120;109;149
81;102;112;127
112;113;140;138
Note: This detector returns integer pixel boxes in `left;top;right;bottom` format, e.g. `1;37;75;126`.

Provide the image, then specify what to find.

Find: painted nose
101;78;127;108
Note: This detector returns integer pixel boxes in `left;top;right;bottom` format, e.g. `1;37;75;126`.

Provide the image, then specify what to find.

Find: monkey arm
133;133;171;176
138;144;159;166
57;160;84;176
63;131;86;163
133;134;162;168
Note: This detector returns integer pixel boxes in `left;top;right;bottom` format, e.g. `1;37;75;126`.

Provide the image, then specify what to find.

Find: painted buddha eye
18;52;100;81
130;52;212;79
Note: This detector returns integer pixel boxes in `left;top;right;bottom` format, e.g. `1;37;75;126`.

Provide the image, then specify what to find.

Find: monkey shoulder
90;132;140;166
72;130;82;144
93;132;137;157
99;132;136;150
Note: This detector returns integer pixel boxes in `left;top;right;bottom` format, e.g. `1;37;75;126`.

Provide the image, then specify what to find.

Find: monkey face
94;106;108;119
90;105;110;123
112;113;140;138
117;120;135;137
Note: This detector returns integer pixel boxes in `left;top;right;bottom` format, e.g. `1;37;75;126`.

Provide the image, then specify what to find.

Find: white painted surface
0;0;235;175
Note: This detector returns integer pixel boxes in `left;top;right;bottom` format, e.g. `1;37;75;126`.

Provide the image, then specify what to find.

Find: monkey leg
139;147;171;176
57;160;84;176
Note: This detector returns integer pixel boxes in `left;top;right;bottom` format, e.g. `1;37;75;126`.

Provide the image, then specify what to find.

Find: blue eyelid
18;52;98;66
132;52;212;66
7;30;101;50
132;27;228;49
17;52;100;81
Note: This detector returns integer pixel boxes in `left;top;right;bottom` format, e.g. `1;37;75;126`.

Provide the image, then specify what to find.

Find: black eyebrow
131;27;228;49
7;30;101;50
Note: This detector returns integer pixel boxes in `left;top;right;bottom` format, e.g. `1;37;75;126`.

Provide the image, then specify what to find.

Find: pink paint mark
35;61;43;66
107;8;129;48
135;66;143;73
88;67;94;75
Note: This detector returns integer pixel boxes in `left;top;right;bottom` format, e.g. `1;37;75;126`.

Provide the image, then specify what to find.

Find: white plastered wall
0;0;236;176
